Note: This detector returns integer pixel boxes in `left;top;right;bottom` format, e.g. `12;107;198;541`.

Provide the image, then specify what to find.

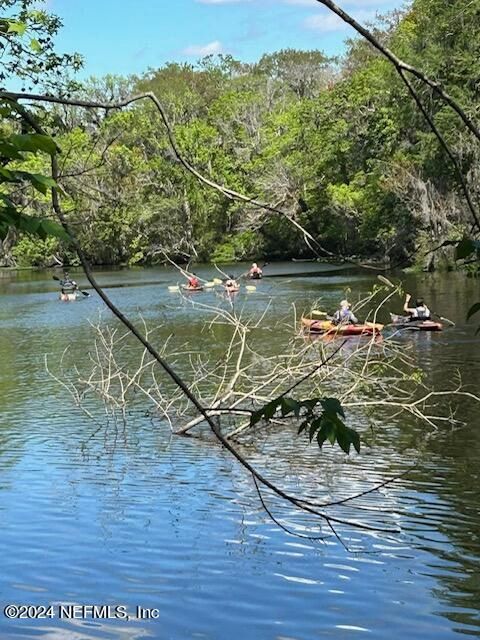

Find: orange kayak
301;317;383;336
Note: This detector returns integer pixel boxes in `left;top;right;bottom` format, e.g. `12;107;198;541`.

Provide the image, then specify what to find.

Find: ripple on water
1;268;480;640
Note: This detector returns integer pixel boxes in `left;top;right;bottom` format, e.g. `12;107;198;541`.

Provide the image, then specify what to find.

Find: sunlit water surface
0;264;479;639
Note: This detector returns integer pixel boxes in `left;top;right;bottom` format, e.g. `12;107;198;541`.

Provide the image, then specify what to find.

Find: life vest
60;279;76;293
411;305;431;320
333;308;357;325
188;277;199;288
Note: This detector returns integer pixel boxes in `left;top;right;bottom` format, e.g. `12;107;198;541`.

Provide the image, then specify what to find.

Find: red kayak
390;314;442;331
301;317;383;336
182;285;204;292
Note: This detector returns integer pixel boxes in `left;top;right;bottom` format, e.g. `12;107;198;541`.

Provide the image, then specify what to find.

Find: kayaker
225;276;239;290
60;271;78;294
332;300;358;325
248;263;262;278
187;273;200;288
403;294;431;321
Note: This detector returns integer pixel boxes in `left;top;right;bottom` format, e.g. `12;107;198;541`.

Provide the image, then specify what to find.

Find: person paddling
60;271;78;294
58;271;78;301
332;300;358;325
186;273;200;289
248;263;263;279
403;294;431;321
225;275;239;292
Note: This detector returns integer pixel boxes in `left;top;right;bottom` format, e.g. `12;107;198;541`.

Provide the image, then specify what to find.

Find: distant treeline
2;0;479;269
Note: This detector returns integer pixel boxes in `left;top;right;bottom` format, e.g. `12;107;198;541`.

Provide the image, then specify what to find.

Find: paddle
169;281;216;291
425;311;454;326
244;263;269;291
376;275;455;326
377;275;396;288
365;321;384;330
162;253;217;290
214;264;242;291
214;261;267;286
53;274;90;297
244;260;268;281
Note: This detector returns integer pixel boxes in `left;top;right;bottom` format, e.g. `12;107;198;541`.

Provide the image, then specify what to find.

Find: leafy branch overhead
0;6;81;247
0;12;82;92
0;128;70;242
250;396;360;455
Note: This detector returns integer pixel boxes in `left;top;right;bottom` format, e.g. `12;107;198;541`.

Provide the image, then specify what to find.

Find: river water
0;263;479;640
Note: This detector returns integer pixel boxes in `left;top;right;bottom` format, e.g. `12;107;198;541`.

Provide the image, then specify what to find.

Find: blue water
0;264;479;639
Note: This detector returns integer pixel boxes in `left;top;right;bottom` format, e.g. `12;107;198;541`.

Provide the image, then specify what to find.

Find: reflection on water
0;265;479;639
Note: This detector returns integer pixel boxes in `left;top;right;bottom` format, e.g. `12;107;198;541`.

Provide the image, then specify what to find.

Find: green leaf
316;417;335;448
40;219;71;242
0;206;71;243
351;430;361;454
10;134;57;156
280;397;299;417
0;142;23;160
308;417;321;442
7;21;27;36
467;302;480;321
263;399;280;421
298;420;308;435
252;394;358;455
250;398;280;425
326;418;338;445
18;215;42;235
19;172;57;195
336;423;361;455
0;167;18;182
320;397;345;418
250;410;263;427
299;398;319;413
0;204;20;227
30;38;42;53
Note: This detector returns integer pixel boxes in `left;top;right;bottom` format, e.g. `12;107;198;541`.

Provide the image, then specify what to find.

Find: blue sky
49;0;405;78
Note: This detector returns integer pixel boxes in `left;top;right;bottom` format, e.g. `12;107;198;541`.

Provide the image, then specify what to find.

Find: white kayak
60;291;82;301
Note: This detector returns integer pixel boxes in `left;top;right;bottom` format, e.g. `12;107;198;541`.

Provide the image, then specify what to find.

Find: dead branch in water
46;288;480;544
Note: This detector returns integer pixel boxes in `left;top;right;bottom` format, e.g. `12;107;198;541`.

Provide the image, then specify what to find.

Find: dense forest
1;0;479;270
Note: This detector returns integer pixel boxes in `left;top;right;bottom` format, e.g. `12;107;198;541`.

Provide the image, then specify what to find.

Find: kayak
225;286;240;293
248;273;262;280
301;317;383;336
60;291;81;302
182;285;204;292
390;314;443;331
